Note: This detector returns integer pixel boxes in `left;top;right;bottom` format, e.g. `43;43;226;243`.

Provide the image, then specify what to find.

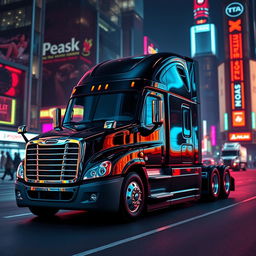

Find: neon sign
193;0;209;24
0;130;37;143
225;2;244;18
143;36;159;55
0;65;22;97
229;132;251;141
40;107;83;119
0;96;16;125
227;9;246;128
232;111;245;126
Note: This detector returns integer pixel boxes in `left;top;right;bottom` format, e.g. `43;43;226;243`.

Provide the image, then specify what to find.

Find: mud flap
230;176;235;191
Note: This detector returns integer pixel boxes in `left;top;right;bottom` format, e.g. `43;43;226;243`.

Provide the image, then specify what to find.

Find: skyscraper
190;0;219;155
0;0;44;157
218;0;256;158
40;0;144;132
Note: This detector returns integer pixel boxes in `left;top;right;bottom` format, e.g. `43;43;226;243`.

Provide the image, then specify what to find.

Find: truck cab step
148;175;172;180
149;192;173;200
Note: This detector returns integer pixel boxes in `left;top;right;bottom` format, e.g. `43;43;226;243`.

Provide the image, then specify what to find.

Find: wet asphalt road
0;169;256;256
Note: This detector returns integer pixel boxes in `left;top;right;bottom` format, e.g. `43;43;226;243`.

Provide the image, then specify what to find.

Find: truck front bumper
15;177;124;212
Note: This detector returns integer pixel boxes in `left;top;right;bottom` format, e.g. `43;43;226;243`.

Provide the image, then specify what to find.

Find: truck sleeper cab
16;53;235;219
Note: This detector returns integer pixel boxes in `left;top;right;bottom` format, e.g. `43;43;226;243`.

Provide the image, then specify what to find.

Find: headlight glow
83;161;112;180
16;162;24;179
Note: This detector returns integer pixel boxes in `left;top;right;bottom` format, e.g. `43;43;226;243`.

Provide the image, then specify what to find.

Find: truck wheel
206;167;221;201
29;207;59;218
120;172;145;219
219;167;231;199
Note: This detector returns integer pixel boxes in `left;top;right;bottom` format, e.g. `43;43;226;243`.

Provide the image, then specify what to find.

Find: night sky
144;0;224;60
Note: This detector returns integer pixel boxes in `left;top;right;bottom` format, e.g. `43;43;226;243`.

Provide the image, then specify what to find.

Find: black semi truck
16;53;234;219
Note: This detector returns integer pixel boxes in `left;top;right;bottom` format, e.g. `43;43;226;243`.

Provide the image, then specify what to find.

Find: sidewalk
0;168;16;182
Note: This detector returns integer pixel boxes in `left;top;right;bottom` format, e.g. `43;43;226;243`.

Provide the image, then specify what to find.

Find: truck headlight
83;161;112;180
16;162;24;179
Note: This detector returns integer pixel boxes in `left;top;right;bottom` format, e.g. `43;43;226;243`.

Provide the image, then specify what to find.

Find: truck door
167;65;200;194
181;104;193;163
140;91;166;175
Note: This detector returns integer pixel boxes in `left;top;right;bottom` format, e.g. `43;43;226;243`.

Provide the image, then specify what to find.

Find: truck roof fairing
75;53;199;101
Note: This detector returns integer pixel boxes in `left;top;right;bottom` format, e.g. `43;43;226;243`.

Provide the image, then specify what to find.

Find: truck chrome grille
25;141;80;183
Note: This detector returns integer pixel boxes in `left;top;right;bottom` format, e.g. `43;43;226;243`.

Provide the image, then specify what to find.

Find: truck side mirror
152;99;163;125
53;108;62;130
18;125;27;134
17;125;28;143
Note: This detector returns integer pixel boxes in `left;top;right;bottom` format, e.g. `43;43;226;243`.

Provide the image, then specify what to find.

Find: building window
0;7;31;30
0;0;22;5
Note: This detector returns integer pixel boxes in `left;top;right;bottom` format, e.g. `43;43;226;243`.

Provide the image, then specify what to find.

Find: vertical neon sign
226;3;246;128
193;0;209;24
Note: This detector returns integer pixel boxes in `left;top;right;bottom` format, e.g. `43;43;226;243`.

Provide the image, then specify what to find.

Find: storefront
0;130;37;160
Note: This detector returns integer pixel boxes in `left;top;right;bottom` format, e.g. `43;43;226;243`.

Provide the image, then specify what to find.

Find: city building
40;0;144;132
120;0;144;56
0;0;144;147
218;0;256;159
190;0;219;156
0;0;43;157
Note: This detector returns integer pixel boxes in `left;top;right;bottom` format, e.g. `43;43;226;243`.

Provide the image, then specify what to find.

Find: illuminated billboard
225;2;248;131
0;96;16;125
190;23;216;57
143;36;159;55
0;63;25;126
250;60;256;130
40;106;84;132
42;0;97;107
229;132;252;141
0;26;30;66
222;0;254;143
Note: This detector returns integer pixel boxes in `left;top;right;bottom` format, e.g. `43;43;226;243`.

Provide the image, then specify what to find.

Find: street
0;170;255;256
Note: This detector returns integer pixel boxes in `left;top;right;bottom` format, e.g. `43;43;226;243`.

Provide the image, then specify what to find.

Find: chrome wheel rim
224;172;230;193
125;181;142;213
212;172;219;196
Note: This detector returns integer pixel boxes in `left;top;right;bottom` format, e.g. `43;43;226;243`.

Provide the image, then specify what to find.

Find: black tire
119;172;145;220
29;206;59;218
205;167;221;201
218;166;231;199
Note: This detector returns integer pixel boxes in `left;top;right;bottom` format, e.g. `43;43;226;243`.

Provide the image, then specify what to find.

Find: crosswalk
0;181;16;202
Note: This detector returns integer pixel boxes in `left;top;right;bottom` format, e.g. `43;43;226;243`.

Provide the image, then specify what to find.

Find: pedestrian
1;152;14;181
13;152;21;172
0;151;6;170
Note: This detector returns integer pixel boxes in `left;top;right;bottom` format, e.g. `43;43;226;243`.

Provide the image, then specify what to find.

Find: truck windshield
63;92;139;129
221;151;238;156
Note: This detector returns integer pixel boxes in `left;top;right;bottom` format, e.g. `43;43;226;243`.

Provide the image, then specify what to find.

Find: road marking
3;213;32;219
72;195;256;256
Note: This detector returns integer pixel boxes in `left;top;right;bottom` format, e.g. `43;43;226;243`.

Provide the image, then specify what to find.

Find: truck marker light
131;81;135;87
98;85;102;91
105;84;109;90
91;85;95;91
138;152;144;158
